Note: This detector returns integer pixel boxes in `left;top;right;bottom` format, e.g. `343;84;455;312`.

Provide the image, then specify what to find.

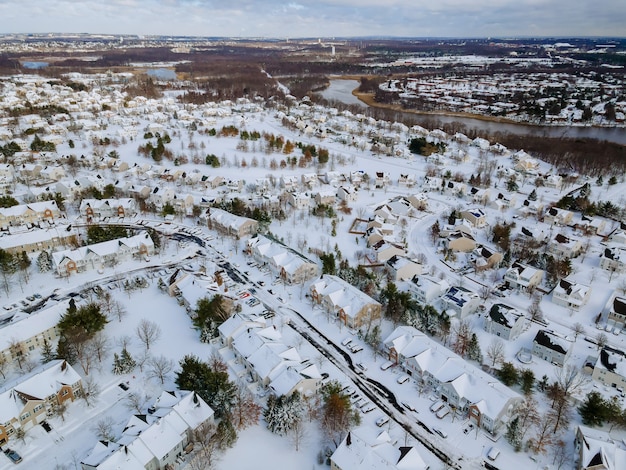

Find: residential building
532;330;572;366
310;275;381;329
372;240;406;263
52;232;154;277
386;255;423;281
606;293;626;331
600;246;626;274
470;245;503;272
442;286;480;318
590;348;626;391
206;208;259;239
408;276;449;304
552;278;591;310
548;233;583;259
382;326;522;434
574;425;626;470
336;185;358;203
0;360;83;445
81;390;214;470
544;207;573;226
79;198;138;220
0;200;62;230
444;230;477;253
246;234;319;285
484;304;527;341
0;224;77;255
331;427;428;470
504;261;544;292
460;208;487;228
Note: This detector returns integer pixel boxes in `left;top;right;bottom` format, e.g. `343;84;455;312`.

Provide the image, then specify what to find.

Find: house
0;224;77;255
469;187;490;205
0;360;83;445
470;245;503;272
246;234;319;285
287;191;311;210
382;326;522;434
552;278;591;310
442;286;480;318
504;261;544;292
549;233;583;259
52;232;154;277
484;304;526;341
206;208;259;239
397;173;417;188
81;390;214;470
532;330;571;366
460;208;487;228
444;230;477;253
600;246;626;274
336;185;358;203
590;348;626;391
606;293;626;331
607;228;626;245
374;171;391;188
331;427;428;470
280;175;299;191
310;275;381;329
408;276;449;304
0;200;62;230
574;425;626;470
445;180;467;197
301;173;319;189
544;207;573;226
575;215;606;236
372;240;406;263
79;198;138;220
386;255;423;281
313;189;336;206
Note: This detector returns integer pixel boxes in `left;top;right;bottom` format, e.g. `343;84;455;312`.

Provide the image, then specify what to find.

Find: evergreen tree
467;333;482;362
37;250;52;272
505;416;522;451
519;369;535;396
578;391;609;427
528;188;537;201
498;362;519;386
40;339;56;364
320;252;336;275
264;392;304;436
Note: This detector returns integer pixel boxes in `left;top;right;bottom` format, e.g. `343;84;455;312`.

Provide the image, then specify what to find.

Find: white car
397;374;410;384
375;416;389;427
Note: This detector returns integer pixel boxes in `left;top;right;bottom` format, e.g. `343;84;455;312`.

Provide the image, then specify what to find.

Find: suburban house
470;245;503;271
483;303;527;341
79;198;138;220
0;301;70;367
52;232;154;277
397;173;417;188
442;285;480;318
544;207;573;226
246;234;319;285
220;314;321;397
0;200;62;230
408;276;450;304
590;348;626;391
0;224;77;255
600;246;626;274
443;230;477;252
331;427;428;470
206;207;259;239
504;261;544;292
374;171;391;188
0;360;83;445
552;278;592;310
336;185;358;203
382;326;522;435
460;208;487;228
287;191;311;210
314;189;336;206
310;275;382;329
532;330;572;366
548;233;583;259
574;215;606;236
605;293;626;331
574;425;626;470
80;390;214;470
386;255;423;281
372;240;406;263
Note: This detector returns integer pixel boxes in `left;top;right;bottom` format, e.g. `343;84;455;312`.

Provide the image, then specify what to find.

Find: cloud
0;0;624;37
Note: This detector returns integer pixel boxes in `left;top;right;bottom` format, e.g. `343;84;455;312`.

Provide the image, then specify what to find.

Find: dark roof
489;304;517;328
599;349;616;373
559;279;574;294
614;297;626;316
534;330;568;354
554;233;569;244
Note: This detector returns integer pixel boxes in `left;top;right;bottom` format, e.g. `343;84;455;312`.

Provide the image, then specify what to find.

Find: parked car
433;427;448;439
430;400;445;413
397;374;410;384
356;362;367;372
436;405;450;419
487;447;500;461
401;401;417;412
341;338;353;347
4;448;22;464
380;360;394;371
375;416;390;427
350;345;363;354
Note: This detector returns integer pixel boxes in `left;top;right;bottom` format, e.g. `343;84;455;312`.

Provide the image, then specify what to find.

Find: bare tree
230;387;262;431
595;332;608;350
9;337;27;370
486;338;505;367
188;422;219;470
550;439;570;470
0;353;9;379
528;293;544;322
136;318;161;351
116;334;133;350
572;323;585;341
92;416;116;442
290;416;308;452
91;332;111;364
124;391;149;414
82;376;101;407
451;319;472;357
147;355;174;384
135;350;151;373
54;402;68;422
528;412;556;455
112;300;128;323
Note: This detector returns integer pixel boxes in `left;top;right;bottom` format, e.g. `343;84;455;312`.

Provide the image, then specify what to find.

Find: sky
0;0;624;39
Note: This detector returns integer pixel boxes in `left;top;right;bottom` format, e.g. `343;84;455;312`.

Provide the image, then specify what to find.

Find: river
318;79;626;145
